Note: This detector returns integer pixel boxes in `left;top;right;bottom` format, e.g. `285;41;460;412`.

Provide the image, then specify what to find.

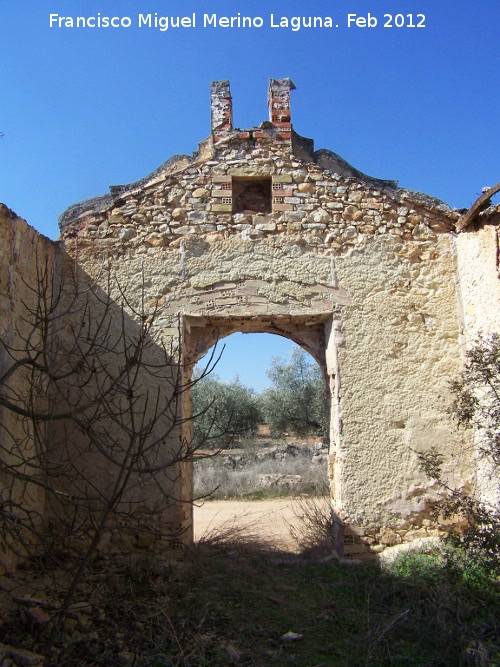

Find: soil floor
194;498;300;551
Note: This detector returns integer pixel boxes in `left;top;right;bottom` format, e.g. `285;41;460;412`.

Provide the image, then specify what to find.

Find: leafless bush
288;495;336;558
418;333;500;572
194;513;277;557
0;253;219;649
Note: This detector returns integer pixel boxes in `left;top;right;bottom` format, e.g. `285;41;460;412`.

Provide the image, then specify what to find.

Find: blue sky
1;0;498;390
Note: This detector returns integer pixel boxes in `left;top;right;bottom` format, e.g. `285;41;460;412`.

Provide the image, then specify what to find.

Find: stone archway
184;313;330;370
51;77;477;558
180;312;344;551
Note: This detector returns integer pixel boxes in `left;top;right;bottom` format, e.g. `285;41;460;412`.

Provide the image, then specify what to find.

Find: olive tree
261;346;328;439
191;374;262;449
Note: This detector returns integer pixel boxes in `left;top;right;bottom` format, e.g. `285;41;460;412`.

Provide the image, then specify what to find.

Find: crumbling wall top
58;78;457;233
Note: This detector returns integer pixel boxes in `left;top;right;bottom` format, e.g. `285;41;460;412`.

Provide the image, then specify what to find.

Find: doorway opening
182;319;334;553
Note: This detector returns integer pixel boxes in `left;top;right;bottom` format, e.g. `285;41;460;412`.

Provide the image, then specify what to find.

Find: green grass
125;549;500;666
3;544;499;666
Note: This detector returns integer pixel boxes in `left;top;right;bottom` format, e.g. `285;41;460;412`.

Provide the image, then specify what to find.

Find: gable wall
58;129;475;554
2;79;498;560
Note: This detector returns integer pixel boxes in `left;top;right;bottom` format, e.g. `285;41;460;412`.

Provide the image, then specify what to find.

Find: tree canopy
192;344;328;447
261;346;328;439
191;374;262;449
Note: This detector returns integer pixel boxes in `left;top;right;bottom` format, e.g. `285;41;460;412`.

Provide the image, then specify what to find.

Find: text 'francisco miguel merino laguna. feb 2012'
48;12;426;31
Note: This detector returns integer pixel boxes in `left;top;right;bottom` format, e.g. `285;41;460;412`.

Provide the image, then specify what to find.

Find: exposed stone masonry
58;114;458;353
210;80;232;143
2;79;498;562
59;78;456;259
60;159;454;251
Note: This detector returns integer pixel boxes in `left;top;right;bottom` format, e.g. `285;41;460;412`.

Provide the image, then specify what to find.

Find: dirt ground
193;499;300;551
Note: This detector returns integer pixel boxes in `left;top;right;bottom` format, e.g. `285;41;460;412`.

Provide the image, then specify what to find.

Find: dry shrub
193;514;277;557
288;495;336;558
194;449;327;499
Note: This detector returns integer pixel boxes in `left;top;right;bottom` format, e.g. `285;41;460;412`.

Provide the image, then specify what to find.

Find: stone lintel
211;204;232;212
344;525;366;537
212;190;233;198
212;175;232;183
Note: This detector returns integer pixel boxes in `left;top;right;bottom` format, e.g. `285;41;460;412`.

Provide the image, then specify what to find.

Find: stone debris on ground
0;644;45;667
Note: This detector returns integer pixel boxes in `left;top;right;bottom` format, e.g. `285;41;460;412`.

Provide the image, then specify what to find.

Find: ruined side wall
0;206;58;338
0;205;190;566
0;205;59;572
455;226;500;338
60;140;474;550
455;225;500;506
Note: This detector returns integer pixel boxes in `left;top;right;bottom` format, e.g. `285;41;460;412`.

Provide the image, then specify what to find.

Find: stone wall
455;222;500;508
455;224;500;338
0;206;189;572
54;79;486;557
0;206;59;571
2;79;498;560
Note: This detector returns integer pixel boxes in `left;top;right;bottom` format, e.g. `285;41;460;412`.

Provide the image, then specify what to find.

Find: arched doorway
179;312;344;551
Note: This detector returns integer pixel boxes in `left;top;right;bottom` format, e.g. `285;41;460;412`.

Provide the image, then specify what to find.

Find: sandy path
193;499;300;551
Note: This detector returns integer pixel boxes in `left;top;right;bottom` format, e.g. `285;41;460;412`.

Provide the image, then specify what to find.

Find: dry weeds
288;495;336;559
